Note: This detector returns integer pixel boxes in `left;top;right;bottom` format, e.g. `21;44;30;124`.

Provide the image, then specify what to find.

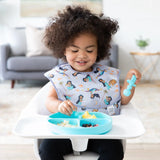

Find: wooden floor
0;143;160;160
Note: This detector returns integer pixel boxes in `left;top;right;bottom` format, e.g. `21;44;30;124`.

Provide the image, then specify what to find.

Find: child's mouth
76;61;87;65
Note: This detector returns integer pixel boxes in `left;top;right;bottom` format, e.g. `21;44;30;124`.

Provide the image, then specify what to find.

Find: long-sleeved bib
44;63;121;115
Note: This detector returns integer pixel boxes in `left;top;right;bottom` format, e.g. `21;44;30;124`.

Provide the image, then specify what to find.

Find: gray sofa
0;27;118;88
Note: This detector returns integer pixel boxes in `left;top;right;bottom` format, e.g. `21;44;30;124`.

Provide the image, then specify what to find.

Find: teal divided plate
48;111;112;135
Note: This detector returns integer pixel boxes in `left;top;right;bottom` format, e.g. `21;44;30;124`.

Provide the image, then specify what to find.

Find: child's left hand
121;69;141;105
126;69;141;84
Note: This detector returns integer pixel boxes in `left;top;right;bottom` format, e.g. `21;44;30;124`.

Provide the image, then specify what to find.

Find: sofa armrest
0;43;11;80
109;44;118;68
98;44;119;68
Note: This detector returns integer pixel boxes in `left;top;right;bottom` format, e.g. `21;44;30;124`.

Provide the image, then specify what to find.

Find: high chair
33;139;126;160
13;82;145;160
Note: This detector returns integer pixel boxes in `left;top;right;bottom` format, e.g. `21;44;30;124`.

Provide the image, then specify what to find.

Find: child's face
65;33;97;72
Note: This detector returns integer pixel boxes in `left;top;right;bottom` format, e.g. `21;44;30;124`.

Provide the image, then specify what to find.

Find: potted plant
136;36;149;50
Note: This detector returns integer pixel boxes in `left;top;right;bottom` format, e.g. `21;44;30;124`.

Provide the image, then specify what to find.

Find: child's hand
121;69;141;105
58;100;77;116
126;69;141;84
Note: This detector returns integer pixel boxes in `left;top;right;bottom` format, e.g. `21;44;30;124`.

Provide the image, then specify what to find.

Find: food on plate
82;123;99;127
57;120;78;127
82;111;96;119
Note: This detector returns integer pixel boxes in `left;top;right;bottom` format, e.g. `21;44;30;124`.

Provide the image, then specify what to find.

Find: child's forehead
69;32;97;44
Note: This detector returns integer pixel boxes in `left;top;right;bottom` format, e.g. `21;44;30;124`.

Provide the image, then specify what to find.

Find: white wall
0;0;48;42
0;0;160;80
103;0;160;80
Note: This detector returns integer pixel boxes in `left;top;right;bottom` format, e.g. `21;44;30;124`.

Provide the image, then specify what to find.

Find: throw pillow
6;27;26;56
25;26;53;57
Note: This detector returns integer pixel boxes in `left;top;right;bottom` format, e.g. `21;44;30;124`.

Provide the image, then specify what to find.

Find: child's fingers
58;101;77;116
134;72;141;84
67;100;77;111
128;69;142;84
60;102;72;115
64;104;73;115
62;107;70;116
58;102;70;115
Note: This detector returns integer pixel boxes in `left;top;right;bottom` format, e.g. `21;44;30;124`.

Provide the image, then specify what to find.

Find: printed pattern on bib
45;63;121;115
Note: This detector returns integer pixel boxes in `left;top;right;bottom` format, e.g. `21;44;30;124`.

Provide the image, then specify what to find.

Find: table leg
131;55;160;81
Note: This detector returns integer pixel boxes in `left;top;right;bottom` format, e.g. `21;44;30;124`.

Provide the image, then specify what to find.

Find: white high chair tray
13;104;145;139
13;82;145;139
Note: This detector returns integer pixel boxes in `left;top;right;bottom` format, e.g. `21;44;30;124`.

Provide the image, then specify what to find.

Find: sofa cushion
6;27;26;56
25;26;53;57
7;56;58;71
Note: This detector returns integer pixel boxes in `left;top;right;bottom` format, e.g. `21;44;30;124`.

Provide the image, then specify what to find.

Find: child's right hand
58;100;77;116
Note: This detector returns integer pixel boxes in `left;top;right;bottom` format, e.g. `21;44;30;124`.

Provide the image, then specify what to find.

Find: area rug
128;82;160;143
0;81;160;144
0;81;44;144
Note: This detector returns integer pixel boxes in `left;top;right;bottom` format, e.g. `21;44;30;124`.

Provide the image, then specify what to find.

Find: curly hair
44;5;119;62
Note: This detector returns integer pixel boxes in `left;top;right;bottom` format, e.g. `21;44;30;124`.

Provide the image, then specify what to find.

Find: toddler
39;5;141;160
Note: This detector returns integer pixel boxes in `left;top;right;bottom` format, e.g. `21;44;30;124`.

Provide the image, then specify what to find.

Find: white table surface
13;82;145;152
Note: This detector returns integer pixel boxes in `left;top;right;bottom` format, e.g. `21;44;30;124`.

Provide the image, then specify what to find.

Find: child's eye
72;50;78;53
87;50;93;53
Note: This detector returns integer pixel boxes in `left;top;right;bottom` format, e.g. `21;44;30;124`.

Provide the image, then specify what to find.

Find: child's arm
45;85;77;116
120;69;141;105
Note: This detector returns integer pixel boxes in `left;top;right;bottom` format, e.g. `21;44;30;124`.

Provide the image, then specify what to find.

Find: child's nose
79;50;87;58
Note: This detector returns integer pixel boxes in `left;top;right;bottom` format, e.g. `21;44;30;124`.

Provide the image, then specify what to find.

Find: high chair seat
13;82;145;160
